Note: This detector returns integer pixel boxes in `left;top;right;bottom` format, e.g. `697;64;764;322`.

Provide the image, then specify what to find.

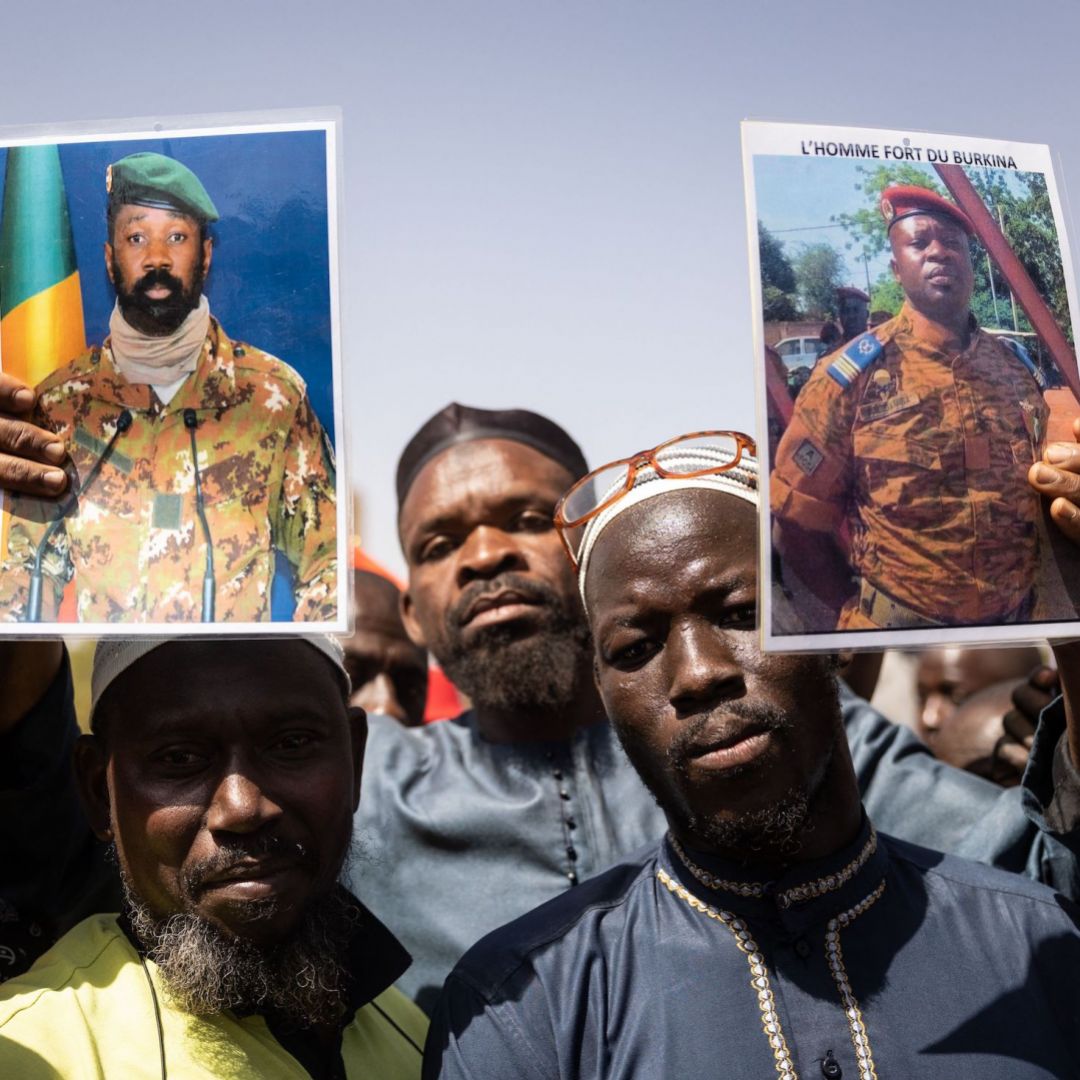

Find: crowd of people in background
1;400;1079;1075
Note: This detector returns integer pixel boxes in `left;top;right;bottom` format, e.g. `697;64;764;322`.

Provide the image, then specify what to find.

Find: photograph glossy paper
743;121;1080;650
0;113;346;634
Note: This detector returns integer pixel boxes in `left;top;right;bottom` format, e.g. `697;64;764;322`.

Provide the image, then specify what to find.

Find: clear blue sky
2;0;1079;574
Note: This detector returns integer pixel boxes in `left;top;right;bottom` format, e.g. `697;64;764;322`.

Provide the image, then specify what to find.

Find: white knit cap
577;442;759;611
90;636;350;726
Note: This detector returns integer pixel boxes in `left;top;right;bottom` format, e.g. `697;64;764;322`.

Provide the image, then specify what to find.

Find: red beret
880;185;974;236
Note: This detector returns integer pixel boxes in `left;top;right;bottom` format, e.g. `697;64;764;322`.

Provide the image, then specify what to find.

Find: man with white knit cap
0;636;426;1079
425;431;1080;1080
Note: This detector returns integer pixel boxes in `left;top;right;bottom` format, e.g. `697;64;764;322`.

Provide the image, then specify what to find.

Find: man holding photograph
771;185;1051;631
0;151;338;624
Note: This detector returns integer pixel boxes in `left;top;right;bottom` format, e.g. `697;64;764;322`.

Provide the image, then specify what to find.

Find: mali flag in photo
0;144;87;560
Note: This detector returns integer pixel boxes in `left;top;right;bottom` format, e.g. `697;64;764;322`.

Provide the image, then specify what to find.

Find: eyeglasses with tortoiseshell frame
553;430;757;569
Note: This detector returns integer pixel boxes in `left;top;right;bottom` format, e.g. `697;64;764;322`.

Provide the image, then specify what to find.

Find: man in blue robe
2;408;1080;1009
424;436;1080;1078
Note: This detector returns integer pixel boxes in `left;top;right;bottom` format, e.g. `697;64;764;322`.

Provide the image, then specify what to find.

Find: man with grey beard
0;638;426;1079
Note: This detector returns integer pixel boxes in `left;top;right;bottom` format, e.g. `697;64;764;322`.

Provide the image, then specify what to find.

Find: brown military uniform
0;318;337;624
771;303;1048;628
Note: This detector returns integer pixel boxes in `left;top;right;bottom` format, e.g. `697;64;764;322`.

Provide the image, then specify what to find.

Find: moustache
667;700;792;770
448;572;560;630
133;268;186;295
182;835;313;895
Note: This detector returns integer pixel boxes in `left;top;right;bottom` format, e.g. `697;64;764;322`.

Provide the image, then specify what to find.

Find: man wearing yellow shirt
0;637;425;1079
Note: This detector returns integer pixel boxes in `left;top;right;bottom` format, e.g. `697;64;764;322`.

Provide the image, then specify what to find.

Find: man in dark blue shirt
425;435;1080;1079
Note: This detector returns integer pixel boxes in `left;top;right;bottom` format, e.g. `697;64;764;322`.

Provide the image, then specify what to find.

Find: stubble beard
437;572;592;713
118;846;361;1029
617;686;842;861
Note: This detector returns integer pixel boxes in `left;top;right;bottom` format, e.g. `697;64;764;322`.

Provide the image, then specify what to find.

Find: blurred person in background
916;645;1047;785
346;569;429;727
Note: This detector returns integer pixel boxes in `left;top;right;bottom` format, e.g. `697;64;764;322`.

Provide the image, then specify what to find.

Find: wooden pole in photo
932;162;1080;402
933;163;1080;616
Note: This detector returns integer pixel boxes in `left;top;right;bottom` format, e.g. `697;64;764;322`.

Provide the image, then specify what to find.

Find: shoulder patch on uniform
1000;336;1046;390
827;332;883;388
793;439;825;476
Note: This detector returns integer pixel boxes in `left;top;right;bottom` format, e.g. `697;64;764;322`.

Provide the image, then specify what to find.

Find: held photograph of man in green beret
0;121;344;629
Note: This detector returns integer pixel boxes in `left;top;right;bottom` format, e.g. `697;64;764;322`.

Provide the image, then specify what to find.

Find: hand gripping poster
0;111;347;635
743;121;1080;650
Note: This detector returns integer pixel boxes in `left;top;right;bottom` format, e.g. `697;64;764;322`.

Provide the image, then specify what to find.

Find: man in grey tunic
351;405;1080;1014
352;404;664;1013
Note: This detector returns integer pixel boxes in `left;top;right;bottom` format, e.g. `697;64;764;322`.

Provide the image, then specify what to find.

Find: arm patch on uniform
827;332;883;388
793;439;825;476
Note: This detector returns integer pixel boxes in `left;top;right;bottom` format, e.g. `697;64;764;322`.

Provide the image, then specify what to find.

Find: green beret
106;152;219;223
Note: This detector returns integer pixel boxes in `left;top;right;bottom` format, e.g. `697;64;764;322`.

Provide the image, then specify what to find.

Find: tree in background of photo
967;170;1072;341
758;220;799;320
833;164;1071;342
793;242;843;317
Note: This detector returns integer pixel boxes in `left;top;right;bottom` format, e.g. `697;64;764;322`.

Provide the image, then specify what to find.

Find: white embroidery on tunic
669;827;877;908
657;866;885;1080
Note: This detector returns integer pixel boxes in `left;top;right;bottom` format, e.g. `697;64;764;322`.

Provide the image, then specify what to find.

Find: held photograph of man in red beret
745;120;1080;650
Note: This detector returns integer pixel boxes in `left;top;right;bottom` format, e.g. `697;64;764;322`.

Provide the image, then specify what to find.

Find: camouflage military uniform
0;318;337;623
771;303;1048;629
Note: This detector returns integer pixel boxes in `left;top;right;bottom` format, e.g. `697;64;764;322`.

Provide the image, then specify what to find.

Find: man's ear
347;706;368;812
890;257;899;283
74;733;113;841
104;243;115;284
399;588;428;650
201;235;213;277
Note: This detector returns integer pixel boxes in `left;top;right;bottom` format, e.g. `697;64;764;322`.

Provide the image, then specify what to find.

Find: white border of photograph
742;119;1080;652
0;108;349;637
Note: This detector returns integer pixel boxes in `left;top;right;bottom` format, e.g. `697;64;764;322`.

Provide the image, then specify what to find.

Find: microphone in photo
25;409;133;624
184;409;216;624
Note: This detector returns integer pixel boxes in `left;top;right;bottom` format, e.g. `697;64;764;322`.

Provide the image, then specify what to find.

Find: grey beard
440;616;592;713
119;863;361;1028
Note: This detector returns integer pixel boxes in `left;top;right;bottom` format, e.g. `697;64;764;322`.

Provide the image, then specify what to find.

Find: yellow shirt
0;914;426;1079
